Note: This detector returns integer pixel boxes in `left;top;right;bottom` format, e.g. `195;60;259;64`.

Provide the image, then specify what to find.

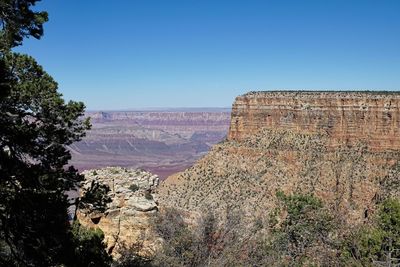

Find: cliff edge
228;91;400;151
158;91;400;226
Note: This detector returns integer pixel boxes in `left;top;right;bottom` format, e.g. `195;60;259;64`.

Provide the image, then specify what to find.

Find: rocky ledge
77;167;160;258
228;91;400;151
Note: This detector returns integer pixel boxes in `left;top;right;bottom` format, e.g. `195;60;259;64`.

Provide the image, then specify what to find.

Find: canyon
69;109;231;179
78;91;400;264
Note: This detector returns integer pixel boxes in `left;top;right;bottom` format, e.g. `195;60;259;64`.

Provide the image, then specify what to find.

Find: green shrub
144;190;153;200
111;168;120;174
129;184;139;192
341;198;400;265
269;191;334;265
70;221;112;267
79;181;112;213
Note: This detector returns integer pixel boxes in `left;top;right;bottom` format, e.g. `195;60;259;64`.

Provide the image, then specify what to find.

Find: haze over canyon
78;91;400;265
68;109;231;179
4;1;400;265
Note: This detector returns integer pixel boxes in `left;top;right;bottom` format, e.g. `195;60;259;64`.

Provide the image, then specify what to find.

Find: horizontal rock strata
228;91;400;151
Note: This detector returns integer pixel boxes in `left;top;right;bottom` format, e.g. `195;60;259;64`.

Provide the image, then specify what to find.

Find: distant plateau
68;108;231;179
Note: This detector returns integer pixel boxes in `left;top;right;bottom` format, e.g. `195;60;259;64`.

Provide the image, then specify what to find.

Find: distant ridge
86;107;232;113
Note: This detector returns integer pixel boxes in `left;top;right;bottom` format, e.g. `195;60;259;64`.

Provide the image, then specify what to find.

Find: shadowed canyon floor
68;109;231;179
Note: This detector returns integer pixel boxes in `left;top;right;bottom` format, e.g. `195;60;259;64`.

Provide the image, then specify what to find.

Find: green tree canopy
269;191;335;265
0;0;48;51
342;198;400;266
0;51;91;266
0;1;105;266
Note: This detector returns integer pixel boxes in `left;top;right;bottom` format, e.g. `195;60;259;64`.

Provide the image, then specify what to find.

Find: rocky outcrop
77;167;160;258
228;91;400;151
158;91;400;227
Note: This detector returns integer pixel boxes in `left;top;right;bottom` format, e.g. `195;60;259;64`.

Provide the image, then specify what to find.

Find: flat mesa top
241;91;400;99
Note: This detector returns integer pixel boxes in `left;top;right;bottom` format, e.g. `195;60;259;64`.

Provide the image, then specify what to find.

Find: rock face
69;109;230;179
158;129;400;225
77;167;160;258
158;91;400;227
229;91;400;151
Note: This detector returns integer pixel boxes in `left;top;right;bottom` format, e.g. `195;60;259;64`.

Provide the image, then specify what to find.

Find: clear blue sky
15;0;400;110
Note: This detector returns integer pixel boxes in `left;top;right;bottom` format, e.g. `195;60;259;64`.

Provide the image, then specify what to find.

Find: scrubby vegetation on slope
115;193;400;266
156;128;400;266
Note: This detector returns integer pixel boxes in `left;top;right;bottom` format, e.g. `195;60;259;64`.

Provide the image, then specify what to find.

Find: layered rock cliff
76;92;400;265
228;91;400;151
158;91;400;226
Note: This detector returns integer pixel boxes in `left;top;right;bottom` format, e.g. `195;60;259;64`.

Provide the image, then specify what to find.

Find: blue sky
16;0;400;110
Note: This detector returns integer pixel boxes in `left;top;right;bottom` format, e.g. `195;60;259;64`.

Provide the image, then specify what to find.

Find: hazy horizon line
85;107;232;112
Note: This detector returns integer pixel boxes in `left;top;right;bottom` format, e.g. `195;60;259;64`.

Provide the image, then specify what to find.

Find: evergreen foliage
342;198;400;266
129;184;139;192
267;191;335;265
70;221;112;267
0;1;109;266
0;0;48;51
1;1;400;266
79;181;112;213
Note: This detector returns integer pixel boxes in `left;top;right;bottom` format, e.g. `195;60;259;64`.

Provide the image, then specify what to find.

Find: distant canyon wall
228;91;400;151
70;110;231;179
87;110;231;139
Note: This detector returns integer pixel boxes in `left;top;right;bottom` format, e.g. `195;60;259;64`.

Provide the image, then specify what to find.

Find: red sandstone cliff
228;91;400;151
158;90;400;227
